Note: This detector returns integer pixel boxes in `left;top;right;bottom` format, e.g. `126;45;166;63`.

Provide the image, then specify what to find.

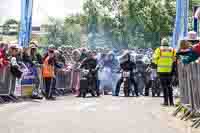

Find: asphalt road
0;96;198;133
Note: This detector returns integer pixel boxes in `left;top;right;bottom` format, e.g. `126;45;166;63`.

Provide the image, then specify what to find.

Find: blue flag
19;0;33;48
172;0;189;48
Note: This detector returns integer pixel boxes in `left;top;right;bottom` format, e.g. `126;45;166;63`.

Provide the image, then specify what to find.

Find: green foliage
81;0;176;48
43;16;83;48
4;19;18;25
192;0;200;7
42;0;176;48
3;19;19;35
128;0;175;37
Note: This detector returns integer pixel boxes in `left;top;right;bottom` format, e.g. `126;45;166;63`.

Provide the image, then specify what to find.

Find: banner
21;65;35;85
21;64;36;96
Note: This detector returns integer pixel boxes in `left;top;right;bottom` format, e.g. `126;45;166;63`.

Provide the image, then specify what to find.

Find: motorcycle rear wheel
124;87;130;97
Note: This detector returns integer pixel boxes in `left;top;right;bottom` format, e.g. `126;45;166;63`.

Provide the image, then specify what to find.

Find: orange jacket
42;56;55;78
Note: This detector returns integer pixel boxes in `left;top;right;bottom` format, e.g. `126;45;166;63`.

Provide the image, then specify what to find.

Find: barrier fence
0;66;15;96
0;64;74;102
173;63;200;128
56;69;72;90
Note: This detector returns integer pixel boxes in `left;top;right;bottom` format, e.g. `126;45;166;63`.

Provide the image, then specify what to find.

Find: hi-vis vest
42;56;55;78
153;46;176;73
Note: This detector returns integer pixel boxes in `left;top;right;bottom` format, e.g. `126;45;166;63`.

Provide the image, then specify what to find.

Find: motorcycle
121;70;131;97
80;68;98;98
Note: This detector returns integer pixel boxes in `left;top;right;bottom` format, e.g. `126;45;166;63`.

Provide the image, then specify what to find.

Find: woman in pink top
70;49;81;96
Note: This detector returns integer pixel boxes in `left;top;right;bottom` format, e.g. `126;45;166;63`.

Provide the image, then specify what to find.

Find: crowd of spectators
0;40;154;100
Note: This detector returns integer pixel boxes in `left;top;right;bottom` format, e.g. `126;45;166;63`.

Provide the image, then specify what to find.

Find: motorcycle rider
142;55;152;96
79;50;100;97
115;51;139;96
99;51;120;95
135;54;146;95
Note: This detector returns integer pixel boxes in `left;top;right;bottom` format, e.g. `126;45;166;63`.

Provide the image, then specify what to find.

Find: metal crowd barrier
0;65;17;103
0;63;74;103
173;63;200;128
20;65;74;97
55;68;73;94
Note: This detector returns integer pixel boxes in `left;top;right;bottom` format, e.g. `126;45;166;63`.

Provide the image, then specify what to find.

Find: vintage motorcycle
121;70;131;97
80;68;98;98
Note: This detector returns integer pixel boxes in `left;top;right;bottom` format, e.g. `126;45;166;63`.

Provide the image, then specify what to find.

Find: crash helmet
48;44;56;50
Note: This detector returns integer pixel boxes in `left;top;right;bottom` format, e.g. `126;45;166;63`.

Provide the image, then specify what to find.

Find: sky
0;0;84;25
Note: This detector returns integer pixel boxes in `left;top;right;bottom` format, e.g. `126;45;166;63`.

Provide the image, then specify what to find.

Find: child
177;40;199;64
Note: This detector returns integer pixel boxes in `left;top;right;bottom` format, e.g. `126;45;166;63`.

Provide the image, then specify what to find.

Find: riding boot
144;88;149;96
115;78;123;96
135;87;139;97
144;80;151;96
95;80;100;97
90;90;96;97
132;79;139;96
163;87;169;105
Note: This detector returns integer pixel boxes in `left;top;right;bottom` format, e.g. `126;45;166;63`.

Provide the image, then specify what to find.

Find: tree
3;19;19;35
82;0;176;48
64;16;82;47
42;0;176;48
41;16;83;48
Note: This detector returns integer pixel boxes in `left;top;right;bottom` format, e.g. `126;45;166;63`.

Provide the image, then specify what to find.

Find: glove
151;63;157;69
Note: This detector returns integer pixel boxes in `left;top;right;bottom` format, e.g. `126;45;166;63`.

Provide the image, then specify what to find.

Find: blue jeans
112;73;119;96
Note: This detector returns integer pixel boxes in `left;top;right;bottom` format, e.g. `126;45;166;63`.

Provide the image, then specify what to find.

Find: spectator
64;46;73;63
9;43;23;79
9;43;20;63
79;48;88;61
177;34;200;64
56;47;66;67
22;47;31;64
71;49;81;96
29;42;43;99
0;42;9;67
42;45;57;100
29;42;43;65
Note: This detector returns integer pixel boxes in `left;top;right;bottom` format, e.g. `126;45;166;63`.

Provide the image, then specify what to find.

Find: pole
172;0;181;48
183;0;189;37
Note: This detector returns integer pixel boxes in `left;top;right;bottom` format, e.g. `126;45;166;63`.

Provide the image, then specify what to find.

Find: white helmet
142;56;151;64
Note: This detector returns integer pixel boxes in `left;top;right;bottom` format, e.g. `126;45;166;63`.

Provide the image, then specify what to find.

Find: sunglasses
11;47;18;50
49;50;54;53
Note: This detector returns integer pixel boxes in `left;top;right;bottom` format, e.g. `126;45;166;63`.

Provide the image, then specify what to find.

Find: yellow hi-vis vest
153;46;176;73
